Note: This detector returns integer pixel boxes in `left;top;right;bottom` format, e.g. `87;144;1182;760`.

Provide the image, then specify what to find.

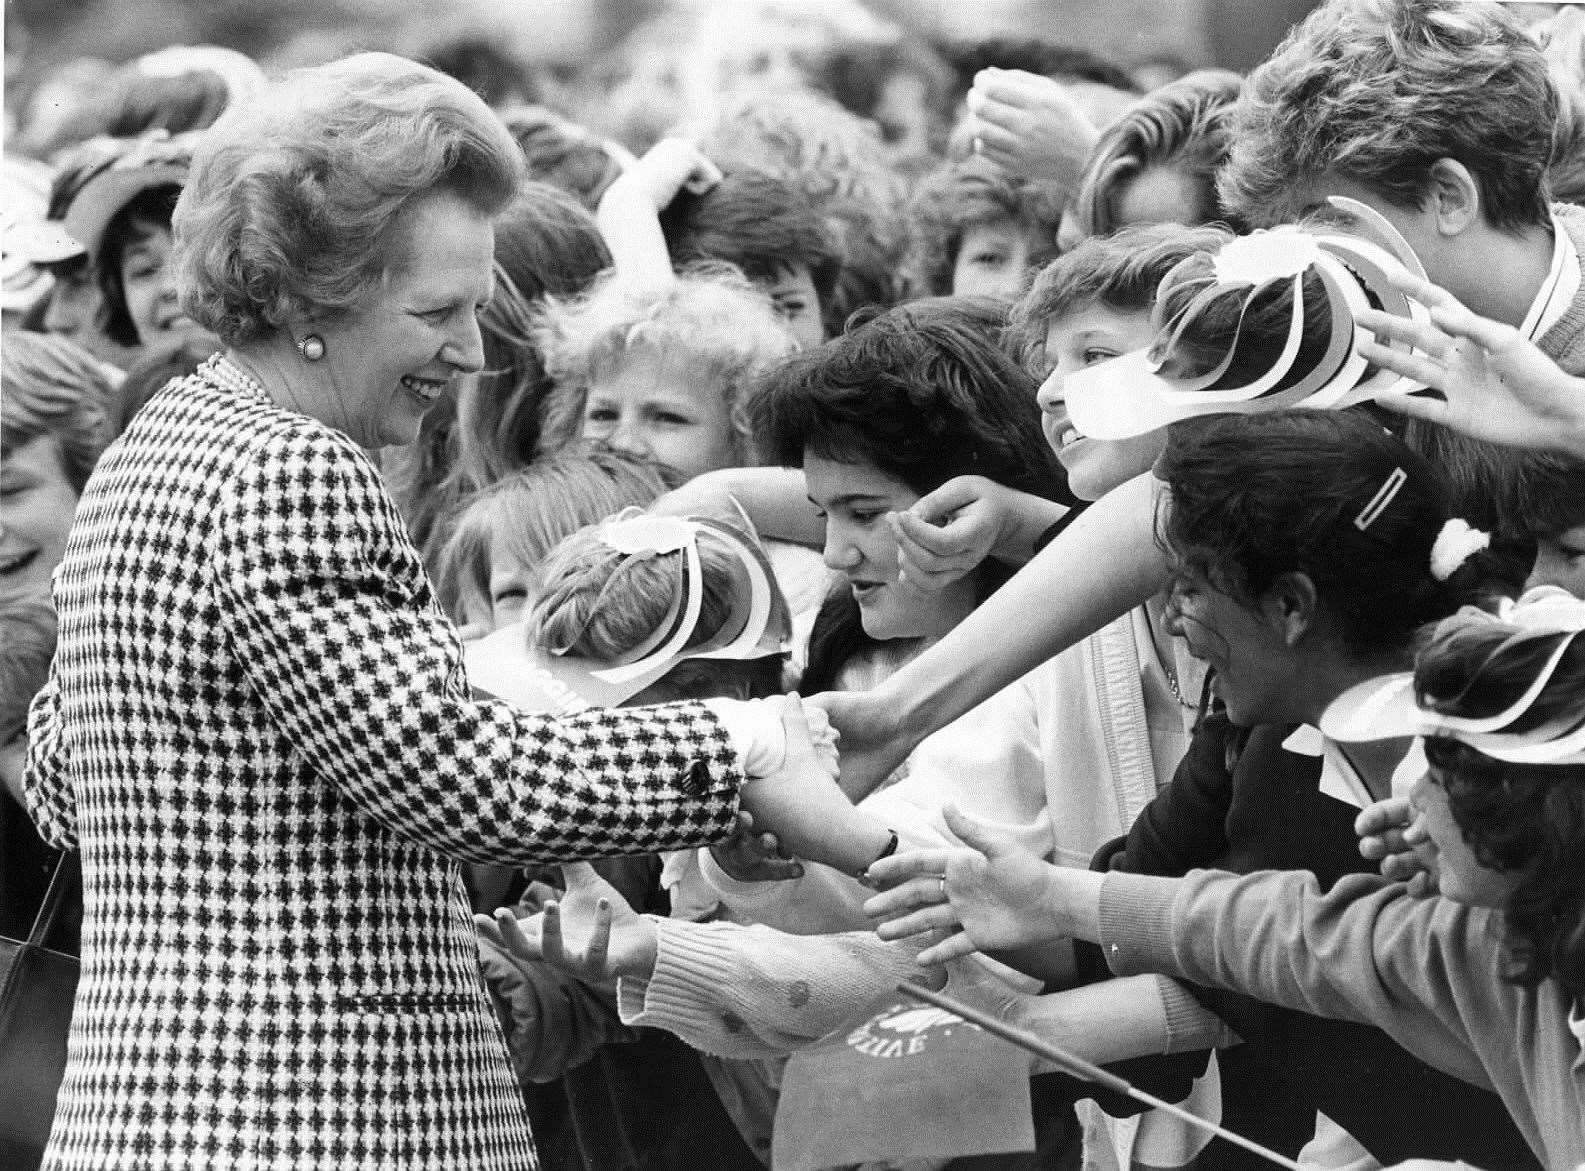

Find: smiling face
764;264;826;350
310;191;495;450
951;217;1048;301
117;220;193;348
1037;306;1165;500
1408;765;1519;908
804;452;977;642
581;348;739;482
0;435;79;601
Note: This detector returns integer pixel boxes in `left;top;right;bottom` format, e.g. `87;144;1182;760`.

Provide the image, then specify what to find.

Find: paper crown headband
465;508;791;714
1060;197;1433;440
1321;588;1585;766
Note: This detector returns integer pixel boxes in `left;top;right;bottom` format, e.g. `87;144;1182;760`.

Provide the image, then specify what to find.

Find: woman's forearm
878;472;1167;747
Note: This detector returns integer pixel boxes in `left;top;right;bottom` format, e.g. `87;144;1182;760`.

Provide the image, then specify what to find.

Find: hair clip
1353;467;1407;532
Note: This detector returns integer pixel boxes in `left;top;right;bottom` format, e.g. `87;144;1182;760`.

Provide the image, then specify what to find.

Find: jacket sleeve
21;674;76;850
1099;868;1496;1088
1114;715;1237;876
212;425;741;866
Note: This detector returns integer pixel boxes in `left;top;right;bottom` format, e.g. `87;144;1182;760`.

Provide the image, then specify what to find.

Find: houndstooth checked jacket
23;356;745;1170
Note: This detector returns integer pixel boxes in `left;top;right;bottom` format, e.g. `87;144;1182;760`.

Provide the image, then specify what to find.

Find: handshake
731;694;897;881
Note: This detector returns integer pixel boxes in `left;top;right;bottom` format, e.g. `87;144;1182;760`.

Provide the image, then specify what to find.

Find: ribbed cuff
616;915;741;1034
1151;975;1226;1053
1098;872;1183;977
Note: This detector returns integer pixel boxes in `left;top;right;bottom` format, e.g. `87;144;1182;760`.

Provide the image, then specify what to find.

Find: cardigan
23;358;745;1171
1100;869;1585;1171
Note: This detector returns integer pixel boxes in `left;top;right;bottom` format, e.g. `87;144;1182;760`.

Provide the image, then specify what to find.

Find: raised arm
596;137;721;285
815;471;1165;798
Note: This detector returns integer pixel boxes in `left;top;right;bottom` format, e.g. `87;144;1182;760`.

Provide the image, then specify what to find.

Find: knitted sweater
1101;869;1585;1171
1540;202;1585;374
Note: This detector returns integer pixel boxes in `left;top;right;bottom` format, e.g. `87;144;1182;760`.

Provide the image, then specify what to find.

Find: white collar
1281;725;1426;810
1521;211;1580;342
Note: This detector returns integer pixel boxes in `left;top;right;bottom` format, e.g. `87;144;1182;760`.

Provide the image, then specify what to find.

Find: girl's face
764;264;826;351
951;217;1049;301
581;348;738;483
1527;524;1585;599
1408;766;1519;908
0;435;80;601
116;219;190;347
805;452;978;642
1037;306;1165;500
1167;566;1296;727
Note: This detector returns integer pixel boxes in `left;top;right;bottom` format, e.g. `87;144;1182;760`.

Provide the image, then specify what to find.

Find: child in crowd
432;449;670;635
869;583;1585;1170
904;156;1064;301
490;298;1223;1170
532;266;792;483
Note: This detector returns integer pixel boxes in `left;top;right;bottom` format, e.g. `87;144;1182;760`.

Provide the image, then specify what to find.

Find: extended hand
1358;270;1585;459
475;861;659;982
892;476;1006;592
862;805;1078;965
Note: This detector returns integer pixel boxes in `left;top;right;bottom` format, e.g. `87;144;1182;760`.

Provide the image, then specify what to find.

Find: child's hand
626;137;723;212
1358;270;1585;461
801;700;841;780
709;809;805;883
1355;796;1437;898
892;476;1009;591
478;862;660;982
964;69;1099;192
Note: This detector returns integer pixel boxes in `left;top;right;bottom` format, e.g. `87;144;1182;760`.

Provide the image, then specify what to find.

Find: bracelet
858;830;900;881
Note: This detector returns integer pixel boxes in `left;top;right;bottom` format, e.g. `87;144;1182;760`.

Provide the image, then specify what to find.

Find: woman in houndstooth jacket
21;53;890;1171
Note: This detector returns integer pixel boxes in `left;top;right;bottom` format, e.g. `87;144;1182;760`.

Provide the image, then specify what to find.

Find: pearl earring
297;334;326;362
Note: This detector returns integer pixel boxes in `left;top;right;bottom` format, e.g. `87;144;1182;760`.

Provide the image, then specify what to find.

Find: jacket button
683;758;713;796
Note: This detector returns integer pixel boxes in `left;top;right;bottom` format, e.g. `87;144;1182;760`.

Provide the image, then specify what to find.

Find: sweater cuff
1151;975;1226;1053
616;915;741;1035
1098;871;1183;978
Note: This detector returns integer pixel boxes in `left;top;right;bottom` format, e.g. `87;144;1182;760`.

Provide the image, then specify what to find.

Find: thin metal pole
897;983;1305;1171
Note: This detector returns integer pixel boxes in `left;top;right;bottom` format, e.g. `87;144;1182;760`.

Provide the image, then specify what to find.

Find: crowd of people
4;1;1585;1168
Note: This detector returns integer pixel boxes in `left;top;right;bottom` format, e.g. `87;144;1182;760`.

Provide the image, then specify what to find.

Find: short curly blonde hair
173;52;525;344
533;266;794;468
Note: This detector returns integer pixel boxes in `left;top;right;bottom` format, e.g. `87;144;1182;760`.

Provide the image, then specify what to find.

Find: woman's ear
1263;570;1320;647
1426;158;1481;237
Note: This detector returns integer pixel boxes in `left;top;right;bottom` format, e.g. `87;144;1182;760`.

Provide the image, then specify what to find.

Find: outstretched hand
625;137;723;211
475;862;659;983
1355;796;1437;898
1357;270;1585;459
861;805;1083;966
